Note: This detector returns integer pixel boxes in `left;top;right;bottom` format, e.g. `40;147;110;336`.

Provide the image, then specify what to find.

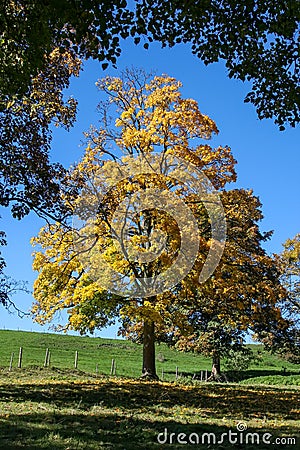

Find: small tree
223;348;258;372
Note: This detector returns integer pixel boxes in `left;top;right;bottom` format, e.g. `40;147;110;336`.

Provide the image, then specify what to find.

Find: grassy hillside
0;330;299;382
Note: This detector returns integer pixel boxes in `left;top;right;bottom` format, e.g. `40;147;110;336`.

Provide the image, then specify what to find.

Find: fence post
44;348;49;367
175;366;178;380
161;368;164;380
110;359;115;376
47;350;51;367
18;347;23;368
9;352;14;371
96;363;98;375
74;351;78;369
205;369;208;381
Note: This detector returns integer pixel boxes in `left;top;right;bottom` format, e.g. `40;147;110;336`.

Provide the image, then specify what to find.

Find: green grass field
0;329;299;381
0;330;299;449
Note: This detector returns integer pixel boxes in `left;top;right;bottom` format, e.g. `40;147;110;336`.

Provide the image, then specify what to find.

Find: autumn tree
179;189;289;378
1;1;299;128
31;70;236;379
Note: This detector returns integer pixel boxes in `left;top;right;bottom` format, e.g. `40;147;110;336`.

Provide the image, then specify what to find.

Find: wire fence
4;346;210;381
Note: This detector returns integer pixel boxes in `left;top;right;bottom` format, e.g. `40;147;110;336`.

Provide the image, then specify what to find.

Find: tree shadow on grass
0;379;299;449
0;411;298;450
225;369;300;382
0;380;299;420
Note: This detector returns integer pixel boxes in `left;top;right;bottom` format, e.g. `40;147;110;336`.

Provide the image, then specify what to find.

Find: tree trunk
212;354;221;377
141;320;158;380
207;354;222;381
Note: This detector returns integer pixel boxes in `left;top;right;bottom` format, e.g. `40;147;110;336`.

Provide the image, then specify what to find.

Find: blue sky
1;39;299;337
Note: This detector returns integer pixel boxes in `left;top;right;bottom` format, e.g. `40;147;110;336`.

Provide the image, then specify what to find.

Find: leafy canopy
136;0;300;129
1;1;299;128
